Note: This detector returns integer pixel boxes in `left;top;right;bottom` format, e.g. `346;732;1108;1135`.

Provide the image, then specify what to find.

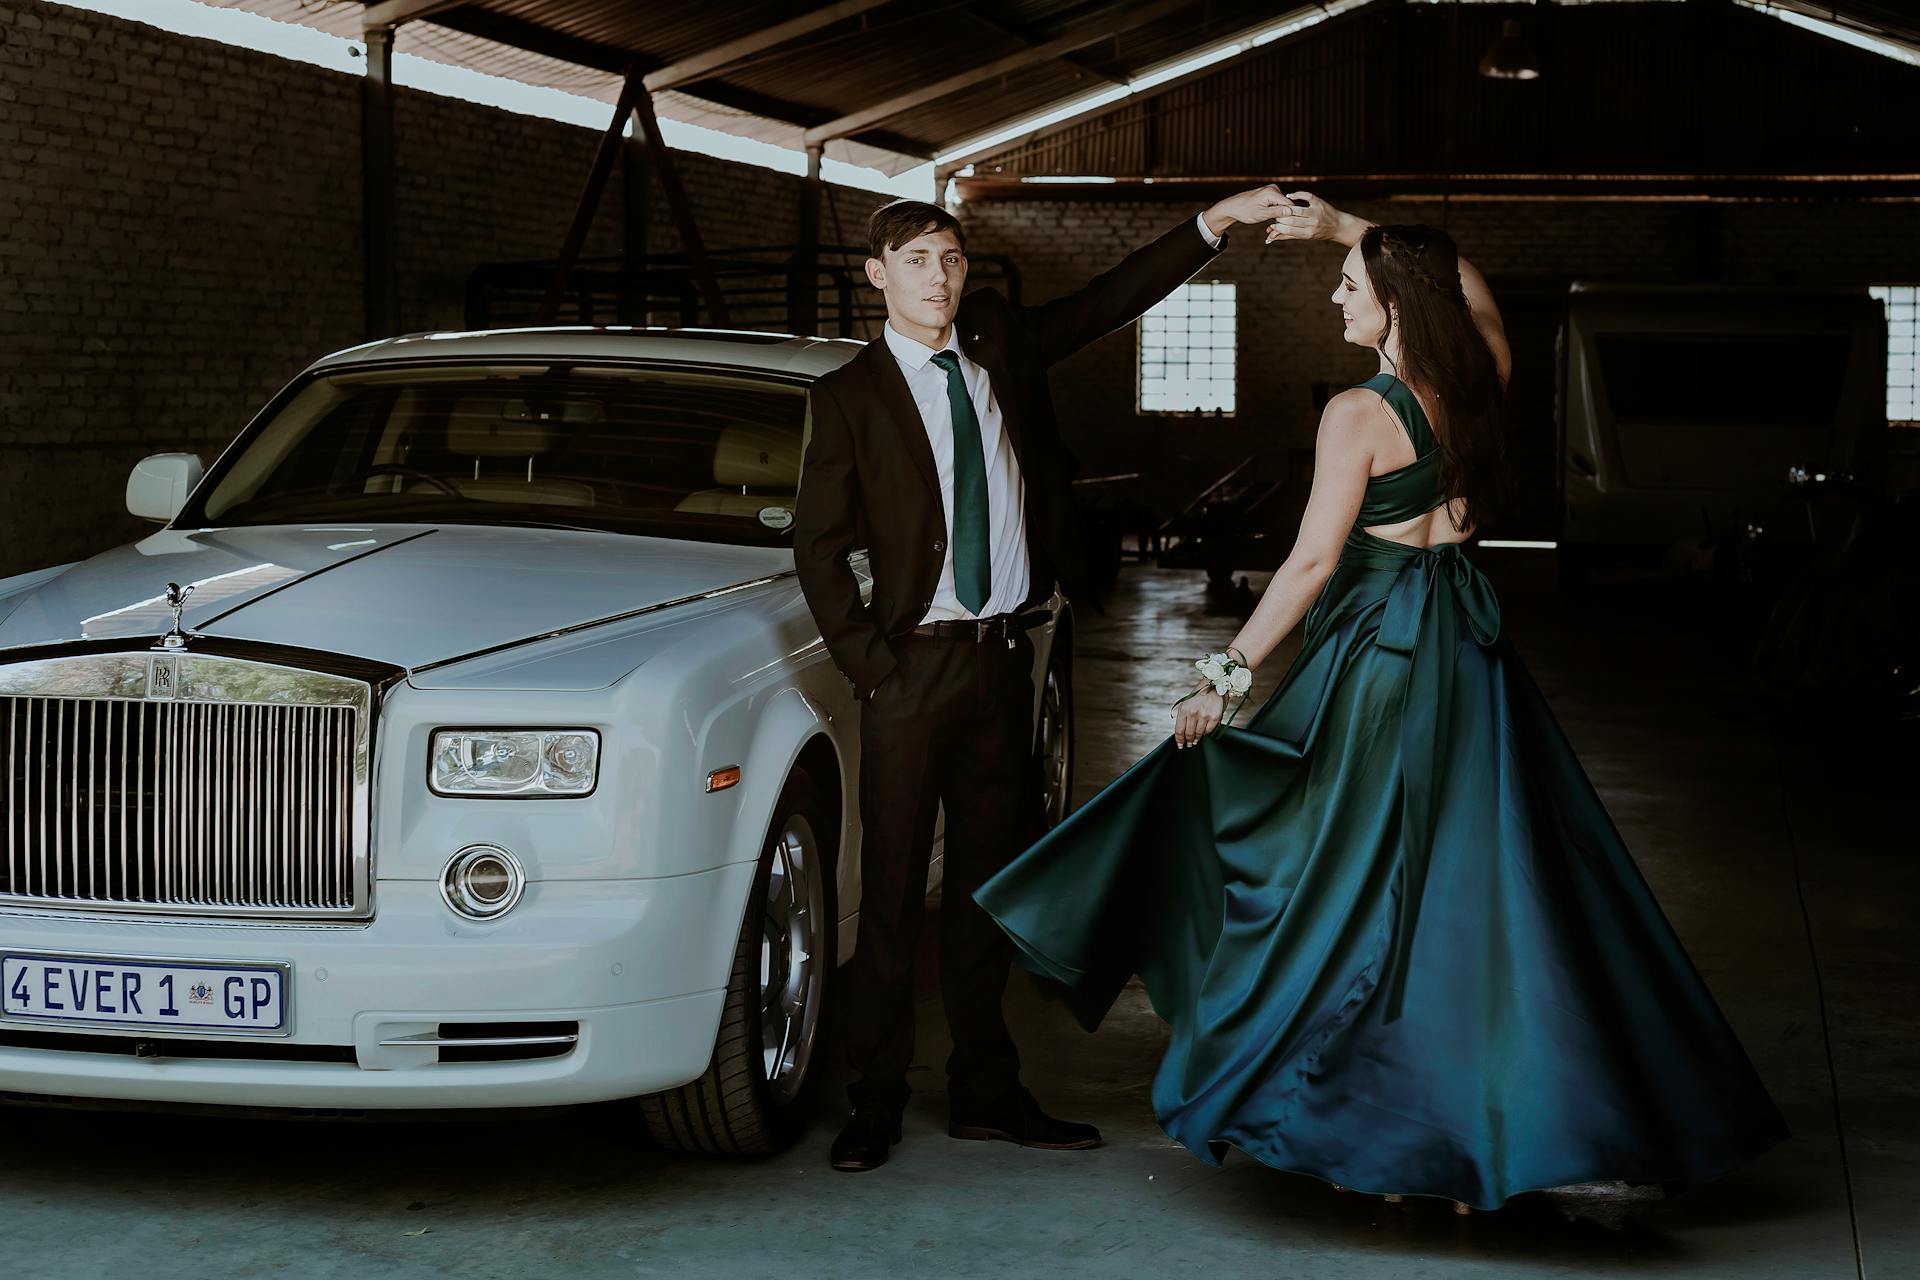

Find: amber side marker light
707;766;742;793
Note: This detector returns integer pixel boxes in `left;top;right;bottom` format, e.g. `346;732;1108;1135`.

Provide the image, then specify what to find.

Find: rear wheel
641;768;834;1154
1037;638;1075;829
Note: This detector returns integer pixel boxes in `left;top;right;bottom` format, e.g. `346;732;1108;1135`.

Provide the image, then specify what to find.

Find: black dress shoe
830;1106;902;1172
949;1088;1102;1150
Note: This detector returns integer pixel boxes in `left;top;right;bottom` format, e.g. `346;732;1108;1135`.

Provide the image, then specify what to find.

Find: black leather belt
911;608;1051;643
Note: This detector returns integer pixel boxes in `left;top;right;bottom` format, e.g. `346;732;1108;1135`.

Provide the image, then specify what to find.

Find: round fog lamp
441;844;526;920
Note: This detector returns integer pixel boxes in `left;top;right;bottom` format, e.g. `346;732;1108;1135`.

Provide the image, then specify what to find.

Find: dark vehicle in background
1557;284;1888;582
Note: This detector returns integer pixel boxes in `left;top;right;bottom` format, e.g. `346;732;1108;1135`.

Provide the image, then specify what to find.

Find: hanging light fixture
1479;15;1542;80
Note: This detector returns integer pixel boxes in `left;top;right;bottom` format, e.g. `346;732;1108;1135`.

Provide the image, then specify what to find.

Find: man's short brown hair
866;199;965;261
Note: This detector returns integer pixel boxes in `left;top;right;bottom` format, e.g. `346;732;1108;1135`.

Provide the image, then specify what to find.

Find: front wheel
641;768;834;1154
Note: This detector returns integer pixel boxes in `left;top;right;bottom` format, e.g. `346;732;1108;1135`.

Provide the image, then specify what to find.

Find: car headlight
429;728;600;797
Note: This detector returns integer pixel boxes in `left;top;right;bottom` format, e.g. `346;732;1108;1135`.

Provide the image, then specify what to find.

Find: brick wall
958;195;1920;531
0;0;895;578
2;2;362;576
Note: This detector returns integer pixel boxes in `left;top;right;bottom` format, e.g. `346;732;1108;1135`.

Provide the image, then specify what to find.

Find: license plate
1;953;288;1033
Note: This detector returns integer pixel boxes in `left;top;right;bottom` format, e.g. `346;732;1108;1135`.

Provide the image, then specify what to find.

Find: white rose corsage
1171;648;1254;733
1195;651;1254;697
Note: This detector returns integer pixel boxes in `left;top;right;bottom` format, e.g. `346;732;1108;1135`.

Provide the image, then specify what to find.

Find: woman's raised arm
1269;192;1511;385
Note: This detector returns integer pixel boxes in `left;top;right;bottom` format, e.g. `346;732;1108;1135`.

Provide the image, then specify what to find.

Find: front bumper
0;867;754;1109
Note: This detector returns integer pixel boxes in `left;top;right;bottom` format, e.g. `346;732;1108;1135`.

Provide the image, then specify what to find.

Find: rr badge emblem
149;654;178;700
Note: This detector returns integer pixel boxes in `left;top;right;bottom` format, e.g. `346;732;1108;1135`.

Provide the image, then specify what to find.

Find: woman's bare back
1366;501;1474;548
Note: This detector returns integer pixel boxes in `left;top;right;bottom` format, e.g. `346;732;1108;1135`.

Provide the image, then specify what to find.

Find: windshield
185;362;809;546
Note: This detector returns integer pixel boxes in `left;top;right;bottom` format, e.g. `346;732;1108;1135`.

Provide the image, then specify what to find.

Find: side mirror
126;453;205;523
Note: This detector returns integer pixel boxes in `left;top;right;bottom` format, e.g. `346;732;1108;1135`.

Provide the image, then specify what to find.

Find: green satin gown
975;373;1788;1209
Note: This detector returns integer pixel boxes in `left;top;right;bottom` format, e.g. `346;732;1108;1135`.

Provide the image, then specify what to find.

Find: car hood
0;524;795;670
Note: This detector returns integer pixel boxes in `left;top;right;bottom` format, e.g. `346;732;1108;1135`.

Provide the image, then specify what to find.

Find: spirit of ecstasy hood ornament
159;581;195;650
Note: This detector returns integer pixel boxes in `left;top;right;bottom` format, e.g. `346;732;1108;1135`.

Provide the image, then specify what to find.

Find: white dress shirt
883;212;1223;625
883;322;1031;622
1192;211;1224;252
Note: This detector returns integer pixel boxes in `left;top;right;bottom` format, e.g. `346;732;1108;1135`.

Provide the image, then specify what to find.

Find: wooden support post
538;68;648;326
632;93;730;328
622;102;653;325
789;144;823;336
361;25;398;339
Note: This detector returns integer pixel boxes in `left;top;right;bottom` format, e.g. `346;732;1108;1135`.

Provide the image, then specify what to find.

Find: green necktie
929;349;992;614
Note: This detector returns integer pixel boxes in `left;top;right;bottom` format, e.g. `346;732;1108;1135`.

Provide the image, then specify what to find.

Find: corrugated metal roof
957;0;1920;188
201;0;1291;172
199;0;1920;179
1819;0;1920;46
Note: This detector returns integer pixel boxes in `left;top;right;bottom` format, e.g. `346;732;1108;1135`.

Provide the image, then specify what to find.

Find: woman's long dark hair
1359;224;1508;532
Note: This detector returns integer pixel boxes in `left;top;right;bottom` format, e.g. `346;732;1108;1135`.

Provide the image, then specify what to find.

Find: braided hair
1359;224;1508;532
1380;228;1468;304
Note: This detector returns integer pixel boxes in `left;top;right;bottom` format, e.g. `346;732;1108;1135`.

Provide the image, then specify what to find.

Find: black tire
1206;561;1236;589
640;768;835;1155
1036;630;1076;830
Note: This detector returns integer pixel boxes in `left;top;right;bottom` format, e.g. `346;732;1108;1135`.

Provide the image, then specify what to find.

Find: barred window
1870;285;1918;426
1139;282;1236;415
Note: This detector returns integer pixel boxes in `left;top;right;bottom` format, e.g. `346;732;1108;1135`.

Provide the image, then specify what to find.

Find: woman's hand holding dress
1173;684;1227;749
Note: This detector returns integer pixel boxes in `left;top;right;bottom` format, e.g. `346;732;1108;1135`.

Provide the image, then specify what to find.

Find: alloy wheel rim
759;814;824;1105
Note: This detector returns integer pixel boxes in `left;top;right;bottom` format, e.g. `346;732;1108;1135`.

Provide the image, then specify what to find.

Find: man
793;186;1293;1173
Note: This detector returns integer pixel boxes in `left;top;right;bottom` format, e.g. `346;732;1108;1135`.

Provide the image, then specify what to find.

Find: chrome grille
0;652;371;917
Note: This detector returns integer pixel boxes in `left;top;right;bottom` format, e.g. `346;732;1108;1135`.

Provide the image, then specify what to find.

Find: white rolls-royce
0;328;1075;1153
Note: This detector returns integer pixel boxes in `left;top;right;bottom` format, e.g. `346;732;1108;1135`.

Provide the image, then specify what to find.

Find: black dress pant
846;627;1041;1115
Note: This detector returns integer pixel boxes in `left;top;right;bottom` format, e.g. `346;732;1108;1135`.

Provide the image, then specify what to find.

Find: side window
1139;282;1236;415
1869;285;1917;426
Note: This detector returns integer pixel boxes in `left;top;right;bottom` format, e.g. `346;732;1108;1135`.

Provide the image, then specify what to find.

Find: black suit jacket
794;217;1224;698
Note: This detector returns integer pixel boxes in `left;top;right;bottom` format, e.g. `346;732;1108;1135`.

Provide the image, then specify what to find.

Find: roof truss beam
641;0;894;93
422;5;917;141
361;0;466;31
965;8;1126;87
802;0;1195;146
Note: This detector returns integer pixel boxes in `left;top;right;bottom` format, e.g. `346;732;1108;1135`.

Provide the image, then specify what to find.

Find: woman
974;195;1788;1212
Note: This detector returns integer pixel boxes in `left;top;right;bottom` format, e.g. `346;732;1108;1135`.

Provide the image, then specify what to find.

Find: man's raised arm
1024;185;1293;368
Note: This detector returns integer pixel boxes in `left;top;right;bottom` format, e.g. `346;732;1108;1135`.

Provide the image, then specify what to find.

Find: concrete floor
1;557;1911;1279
